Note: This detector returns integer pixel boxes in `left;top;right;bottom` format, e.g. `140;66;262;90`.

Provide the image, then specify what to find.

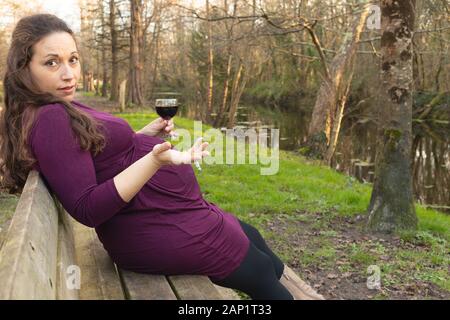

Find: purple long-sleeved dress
28;100;250;281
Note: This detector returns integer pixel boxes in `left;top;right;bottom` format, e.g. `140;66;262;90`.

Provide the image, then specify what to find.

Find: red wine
156;106;178;120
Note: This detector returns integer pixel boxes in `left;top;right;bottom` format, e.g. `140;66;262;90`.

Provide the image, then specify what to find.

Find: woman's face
29;32;80;103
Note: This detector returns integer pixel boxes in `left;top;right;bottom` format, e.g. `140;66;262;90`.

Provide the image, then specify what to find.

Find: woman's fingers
189;138;209;162
153;141;172;155
165;121;174;132
152;142;209;166
193;137;203;148
191;149;210;159
191;138;206;152
200;142;209;150
192;138;209;150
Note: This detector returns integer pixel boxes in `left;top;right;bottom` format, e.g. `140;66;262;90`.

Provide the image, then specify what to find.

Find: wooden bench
0;170;240;300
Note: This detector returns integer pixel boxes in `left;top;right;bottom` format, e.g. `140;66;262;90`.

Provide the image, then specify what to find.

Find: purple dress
28;100;250;281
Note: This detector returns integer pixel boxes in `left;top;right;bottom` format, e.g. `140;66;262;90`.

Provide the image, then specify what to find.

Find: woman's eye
45;60;57;66
45;57;78;67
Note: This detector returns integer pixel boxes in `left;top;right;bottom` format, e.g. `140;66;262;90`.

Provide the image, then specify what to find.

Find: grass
114;111;450;296
348;243;378;266
0;195;18;227
1;107;448;297
116;111;450;242
0;194;19;247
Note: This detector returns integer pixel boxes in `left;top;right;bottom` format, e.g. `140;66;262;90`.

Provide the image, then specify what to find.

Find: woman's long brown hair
0;14;106;194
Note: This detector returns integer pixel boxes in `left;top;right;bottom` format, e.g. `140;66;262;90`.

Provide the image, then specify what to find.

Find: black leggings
209;219;294;300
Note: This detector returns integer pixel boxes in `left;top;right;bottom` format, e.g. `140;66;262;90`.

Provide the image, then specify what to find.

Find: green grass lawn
117;112;450;242
1;107;447;298
117;111;449;297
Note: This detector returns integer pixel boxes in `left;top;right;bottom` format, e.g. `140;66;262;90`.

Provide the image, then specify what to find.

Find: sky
0;0;80;31
36;0;81;31
0;0;207;33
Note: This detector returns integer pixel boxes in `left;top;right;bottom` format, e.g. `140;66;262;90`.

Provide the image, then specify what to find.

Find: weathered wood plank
0;171;58;299
168;275;224;300
118;269;177;300
87;227;125;300
212;284;242;300
72;221;124;299
56;204;79;300
73;221;103;299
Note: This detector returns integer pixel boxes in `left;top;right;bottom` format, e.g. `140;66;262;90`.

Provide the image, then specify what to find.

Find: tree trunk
434;21;444;92
148;21;161;102
215;53;232;127
227;61;245;128
205;0;214;122
367;0;418;233
88;72;95;92
214;0;236;128
100;0;108;97
80;1;89;92
128;0;145;107
119;79;127;112
109;0;119;101
306;5;370;161
325;69;354;163
95;48;100;96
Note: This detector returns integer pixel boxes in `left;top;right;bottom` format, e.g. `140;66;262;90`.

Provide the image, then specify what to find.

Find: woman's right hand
151;138;209;167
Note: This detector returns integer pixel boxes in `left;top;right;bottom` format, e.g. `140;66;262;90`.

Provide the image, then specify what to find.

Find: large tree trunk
109;0;119;101
367;0;418;233
205;0;214;122
306;5;370;162
128;0;145;106
100;0;108;97
147;21;161;102
80;0;90;92
95;48;100;95
226;61;244;128
214;0;236;128
215;52;232;127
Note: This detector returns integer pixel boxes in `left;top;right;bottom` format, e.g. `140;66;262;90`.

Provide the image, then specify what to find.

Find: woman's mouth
58;85;75;94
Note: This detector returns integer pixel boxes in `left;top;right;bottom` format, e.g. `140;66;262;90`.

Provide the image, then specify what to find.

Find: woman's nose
61;63;74;80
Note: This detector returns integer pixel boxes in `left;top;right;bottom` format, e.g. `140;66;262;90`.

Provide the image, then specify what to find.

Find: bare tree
367;0;418;233
109;0;119;101
128;0;145;106
205;0;214;122
306;4;370;163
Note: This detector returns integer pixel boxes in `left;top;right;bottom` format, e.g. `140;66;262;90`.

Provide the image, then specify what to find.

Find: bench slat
212;284;242;300
0;171;58;299
72;221;125;299
167;275;225;300
118;269;177;300
56;206;79;300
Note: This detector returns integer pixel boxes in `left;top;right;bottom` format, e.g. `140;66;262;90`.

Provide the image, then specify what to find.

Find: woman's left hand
137;117;175;138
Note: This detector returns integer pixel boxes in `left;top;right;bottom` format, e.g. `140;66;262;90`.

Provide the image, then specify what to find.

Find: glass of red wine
155;98;179;121
155;99;202;171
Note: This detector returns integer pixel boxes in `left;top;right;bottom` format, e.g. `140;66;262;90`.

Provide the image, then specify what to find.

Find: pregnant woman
0;14;299;300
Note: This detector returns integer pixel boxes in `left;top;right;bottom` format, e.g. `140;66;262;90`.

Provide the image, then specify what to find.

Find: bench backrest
0;170;78;299
0;170;240;300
